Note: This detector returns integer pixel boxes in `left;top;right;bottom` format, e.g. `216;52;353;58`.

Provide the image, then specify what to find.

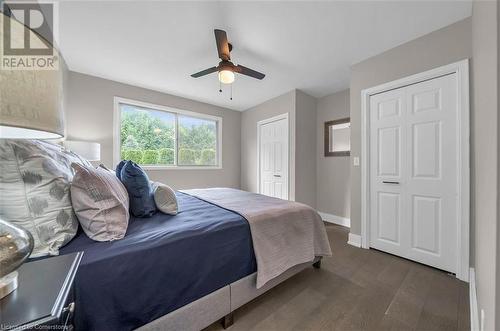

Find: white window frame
113;97;222;170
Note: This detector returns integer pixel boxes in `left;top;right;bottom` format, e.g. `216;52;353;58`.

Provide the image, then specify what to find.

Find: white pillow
70;163;129;242
0;140;91;257
152;182;178;215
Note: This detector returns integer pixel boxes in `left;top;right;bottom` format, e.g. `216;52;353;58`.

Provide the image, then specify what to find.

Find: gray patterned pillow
0;140;91;257
152;182;178;215
70;164;129;241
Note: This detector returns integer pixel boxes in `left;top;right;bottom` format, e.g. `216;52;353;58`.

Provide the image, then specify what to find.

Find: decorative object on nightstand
63;140;101;161
0;220;33;299
0;252;83;330
0;11;65;298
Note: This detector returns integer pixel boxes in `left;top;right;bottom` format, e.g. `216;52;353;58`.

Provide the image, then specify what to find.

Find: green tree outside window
119;104;218;166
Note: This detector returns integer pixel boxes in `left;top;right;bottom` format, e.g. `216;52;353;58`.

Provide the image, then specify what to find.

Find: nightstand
0;252;83;331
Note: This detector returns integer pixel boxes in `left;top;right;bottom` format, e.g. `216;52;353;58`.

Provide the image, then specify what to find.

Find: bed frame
137;257;321;331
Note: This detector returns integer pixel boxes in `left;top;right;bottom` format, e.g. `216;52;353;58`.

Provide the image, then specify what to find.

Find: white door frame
360;59;470;282
257;113;290;199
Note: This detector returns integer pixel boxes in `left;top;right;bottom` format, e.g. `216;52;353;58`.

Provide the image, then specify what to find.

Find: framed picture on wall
324;117;350;157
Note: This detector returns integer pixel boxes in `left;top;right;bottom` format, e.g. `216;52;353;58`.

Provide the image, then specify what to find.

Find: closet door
404;74;457;272
259;117;289;200
370;88;407;255
369;73;458;273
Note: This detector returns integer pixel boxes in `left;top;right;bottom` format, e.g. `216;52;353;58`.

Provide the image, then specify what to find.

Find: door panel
378;98;401;119
275;182;283;198
263;142;271;171
259;117;288;200
412;88;441;113
377;192;400;244
370;73;457;273
412;121;441;178
412;195;441;254
275;142;282;172
378;127;400;177
263;181;273;197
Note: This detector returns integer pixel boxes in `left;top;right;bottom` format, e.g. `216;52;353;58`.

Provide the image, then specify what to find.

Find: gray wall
240;89;317;207
498;0;500;322
65;71;241;190
471;0;499;329
61;59;69;138
316;89;350;218
240;90;297;200
295;91;317;208
349;17;472;235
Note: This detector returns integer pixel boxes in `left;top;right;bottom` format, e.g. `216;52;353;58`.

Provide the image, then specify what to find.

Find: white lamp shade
218;70;235;84
0;13;64;139
64;141;101;161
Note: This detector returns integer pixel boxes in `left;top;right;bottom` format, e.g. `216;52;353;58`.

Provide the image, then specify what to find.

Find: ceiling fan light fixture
190;30;265;83
218;69;235;84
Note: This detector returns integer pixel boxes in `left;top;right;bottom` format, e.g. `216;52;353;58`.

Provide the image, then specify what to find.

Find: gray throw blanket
181;188;332;288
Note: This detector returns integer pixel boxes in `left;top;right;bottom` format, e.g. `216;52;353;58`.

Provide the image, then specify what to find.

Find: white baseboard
347;233;362;248
470;267;480;331
318;212;350;228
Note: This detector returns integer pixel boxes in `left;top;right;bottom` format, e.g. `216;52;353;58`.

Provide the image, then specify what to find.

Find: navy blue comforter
60;192;256;331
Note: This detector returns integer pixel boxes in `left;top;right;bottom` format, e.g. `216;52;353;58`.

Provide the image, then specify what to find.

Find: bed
59;189;331;331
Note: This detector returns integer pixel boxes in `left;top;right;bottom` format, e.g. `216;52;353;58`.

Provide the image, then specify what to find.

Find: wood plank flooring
205;223;469;331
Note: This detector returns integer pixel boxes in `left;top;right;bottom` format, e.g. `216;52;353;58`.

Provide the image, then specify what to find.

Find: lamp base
0;271;18;299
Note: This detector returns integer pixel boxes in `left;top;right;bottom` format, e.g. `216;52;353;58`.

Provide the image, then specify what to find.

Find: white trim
360;59;470;282
318;212;351;228
256;113;291;200
469;268;479;331
115;97;222;122
113;97;223;169
289;109;296;202
347;233;362;248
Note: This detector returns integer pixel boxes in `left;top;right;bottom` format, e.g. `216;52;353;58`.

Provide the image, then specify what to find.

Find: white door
369;73;458;273
259;116;288;200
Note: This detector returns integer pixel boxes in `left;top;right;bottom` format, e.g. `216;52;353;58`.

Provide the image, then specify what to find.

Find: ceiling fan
191;29;266;85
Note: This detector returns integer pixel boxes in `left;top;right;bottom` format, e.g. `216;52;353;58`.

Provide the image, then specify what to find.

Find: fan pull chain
230;84;233;100
219;80;222;93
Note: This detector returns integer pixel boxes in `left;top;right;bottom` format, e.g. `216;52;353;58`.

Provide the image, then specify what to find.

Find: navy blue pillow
119;161;156;218
115;160;126;179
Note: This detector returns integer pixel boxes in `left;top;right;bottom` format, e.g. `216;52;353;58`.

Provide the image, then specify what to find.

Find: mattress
59;192;257;331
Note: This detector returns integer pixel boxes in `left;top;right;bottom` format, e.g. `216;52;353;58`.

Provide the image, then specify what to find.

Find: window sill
141;165;222;171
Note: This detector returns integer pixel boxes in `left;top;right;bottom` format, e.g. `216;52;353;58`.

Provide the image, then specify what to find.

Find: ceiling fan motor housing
218;60;235;72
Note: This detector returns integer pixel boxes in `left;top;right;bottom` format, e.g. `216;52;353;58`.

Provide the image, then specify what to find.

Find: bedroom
0;1;498;330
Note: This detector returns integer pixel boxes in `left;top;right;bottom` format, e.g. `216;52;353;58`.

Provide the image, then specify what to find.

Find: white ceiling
58;1;472;111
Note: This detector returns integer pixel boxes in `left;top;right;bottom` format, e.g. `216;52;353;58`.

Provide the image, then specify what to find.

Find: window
178;116;217;166
114;98;221;168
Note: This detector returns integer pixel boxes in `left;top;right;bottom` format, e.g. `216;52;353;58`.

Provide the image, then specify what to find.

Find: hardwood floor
205;223;470;331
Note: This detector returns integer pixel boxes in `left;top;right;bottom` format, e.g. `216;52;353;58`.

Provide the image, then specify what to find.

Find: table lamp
0;11;64;299
63;140;101;162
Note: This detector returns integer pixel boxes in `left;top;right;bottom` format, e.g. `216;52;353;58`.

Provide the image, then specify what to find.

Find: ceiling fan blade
235;65;265;80
191;66;218;78
214;29;230;61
